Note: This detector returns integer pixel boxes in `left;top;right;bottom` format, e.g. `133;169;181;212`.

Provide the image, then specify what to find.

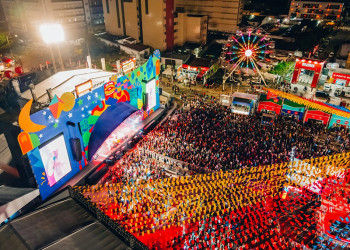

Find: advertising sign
75;80;93;97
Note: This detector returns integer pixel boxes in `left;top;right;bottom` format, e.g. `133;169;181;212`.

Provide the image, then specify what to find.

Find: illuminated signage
122;58;136;74
301;62;315;68
75;80;93;97
332;72;350;81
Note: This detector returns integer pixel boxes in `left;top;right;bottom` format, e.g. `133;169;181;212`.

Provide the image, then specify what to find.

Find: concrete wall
175;0;243;32
141;0;167;51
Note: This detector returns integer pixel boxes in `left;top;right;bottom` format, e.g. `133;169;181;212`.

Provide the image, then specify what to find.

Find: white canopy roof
22;68;116;103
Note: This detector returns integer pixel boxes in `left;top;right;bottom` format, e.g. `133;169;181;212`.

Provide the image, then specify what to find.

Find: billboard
146;79;156;110
39;133;72;187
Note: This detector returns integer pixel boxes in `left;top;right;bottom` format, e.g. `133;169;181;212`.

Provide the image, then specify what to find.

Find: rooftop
21;69;116;103
0;197;129;250
292;0;344;3
232;92;258;100
162;53;191;62
185;56;214;68
118;42;150;52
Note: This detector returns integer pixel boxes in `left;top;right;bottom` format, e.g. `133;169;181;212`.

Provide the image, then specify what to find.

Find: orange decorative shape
18;131;34;155
156;60;160;75
60;92;76;111
18;99;46;133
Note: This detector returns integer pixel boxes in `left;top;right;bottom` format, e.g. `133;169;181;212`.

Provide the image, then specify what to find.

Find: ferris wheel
222;27;275;86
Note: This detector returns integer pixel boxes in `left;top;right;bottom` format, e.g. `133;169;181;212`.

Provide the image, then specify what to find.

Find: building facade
102;0;208;51
175;0;244;33
1;0;104;41
288;0;344;23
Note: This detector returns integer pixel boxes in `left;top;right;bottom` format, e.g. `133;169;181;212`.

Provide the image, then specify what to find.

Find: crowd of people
140;101;349;173
76;94;350;250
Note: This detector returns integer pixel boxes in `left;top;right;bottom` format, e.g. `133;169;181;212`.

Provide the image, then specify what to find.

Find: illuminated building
175;0;244;33
0;0;105;41
102;0;208;51
288;0;344;23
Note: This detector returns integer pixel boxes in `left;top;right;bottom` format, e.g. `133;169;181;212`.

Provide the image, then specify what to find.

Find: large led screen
146;79;156;110
39;134;72;187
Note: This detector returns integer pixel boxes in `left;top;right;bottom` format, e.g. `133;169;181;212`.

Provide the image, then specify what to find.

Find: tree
269;61;295;85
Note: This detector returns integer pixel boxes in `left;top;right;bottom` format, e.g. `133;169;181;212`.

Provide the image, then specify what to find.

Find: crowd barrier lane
140;149;192;172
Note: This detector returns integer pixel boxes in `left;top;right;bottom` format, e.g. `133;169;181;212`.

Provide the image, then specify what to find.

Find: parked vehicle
334;88;342;97
315;91;330;99
324;85;331;92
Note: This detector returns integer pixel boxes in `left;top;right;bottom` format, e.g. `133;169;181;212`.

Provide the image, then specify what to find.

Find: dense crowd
101;148;189;186
80;97;350;250
141;102;349;172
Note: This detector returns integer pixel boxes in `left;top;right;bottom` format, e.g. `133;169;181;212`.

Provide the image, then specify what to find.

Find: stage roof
232;92;258;100
21;69;115;103
88;102;138;161
0;197;128;250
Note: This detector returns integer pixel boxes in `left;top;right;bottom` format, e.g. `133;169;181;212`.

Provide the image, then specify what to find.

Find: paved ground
159;77;252;106
159;77;350;107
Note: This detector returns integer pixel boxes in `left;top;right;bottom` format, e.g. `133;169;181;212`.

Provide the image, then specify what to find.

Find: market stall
231;92;258;115
304;107;331;125
257;93;283;114
281;99;305;121
327;104;350;128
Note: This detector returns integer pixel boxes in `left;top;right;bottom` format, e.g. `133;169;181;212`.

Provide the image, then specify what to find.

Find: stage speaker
143;93;148;111
159;87;162;96
70;137;82;162
67;121;83;162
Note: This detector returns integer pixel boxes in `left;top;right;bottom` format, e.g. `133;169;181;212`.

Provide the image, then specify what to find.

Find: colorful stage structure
7;51;162;203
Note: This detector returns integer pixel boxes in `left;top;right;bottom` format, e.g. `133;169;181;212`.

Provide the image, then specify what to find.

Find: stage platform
61;106;166;189
0;105;167;224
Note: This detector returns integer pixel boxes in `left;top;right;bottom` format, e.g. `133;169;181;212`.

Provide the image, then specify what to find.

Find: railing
69;186;149;250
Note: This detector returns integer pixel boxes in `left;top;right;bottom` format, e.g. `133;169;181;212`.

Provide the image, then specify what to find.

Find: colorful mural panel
17;52;161;200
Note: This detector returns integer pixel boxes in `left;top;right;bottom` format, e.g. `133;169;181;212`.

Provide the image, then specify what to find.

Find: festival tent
257;93;283;114
303;107;331;125
281;99;305;121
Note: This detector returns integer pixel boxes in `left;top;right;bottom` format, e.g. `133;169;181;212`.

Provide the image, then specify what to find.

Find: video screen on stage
39;134;72;187
146;79;156;110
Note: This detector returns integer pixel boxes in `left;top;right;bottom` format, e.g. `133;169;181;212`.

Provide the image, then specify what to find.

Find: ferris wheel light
245;49;253;57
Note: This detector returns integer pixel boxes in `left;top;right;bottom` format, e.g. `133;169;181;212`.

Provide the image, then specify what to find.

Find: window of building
302;3;319;8
325;15;337;20
105;0;109;13
328;4;340;10
145;0;149;15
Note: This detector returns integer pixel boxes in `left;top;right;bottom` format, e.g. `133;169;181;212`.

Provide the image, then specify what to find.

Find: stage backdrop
17;51;161;200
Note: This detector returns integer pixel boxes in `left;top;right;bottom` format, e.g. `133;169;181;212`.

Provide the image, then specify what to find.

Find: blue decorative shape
153;49;161;59
146;56;154;79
